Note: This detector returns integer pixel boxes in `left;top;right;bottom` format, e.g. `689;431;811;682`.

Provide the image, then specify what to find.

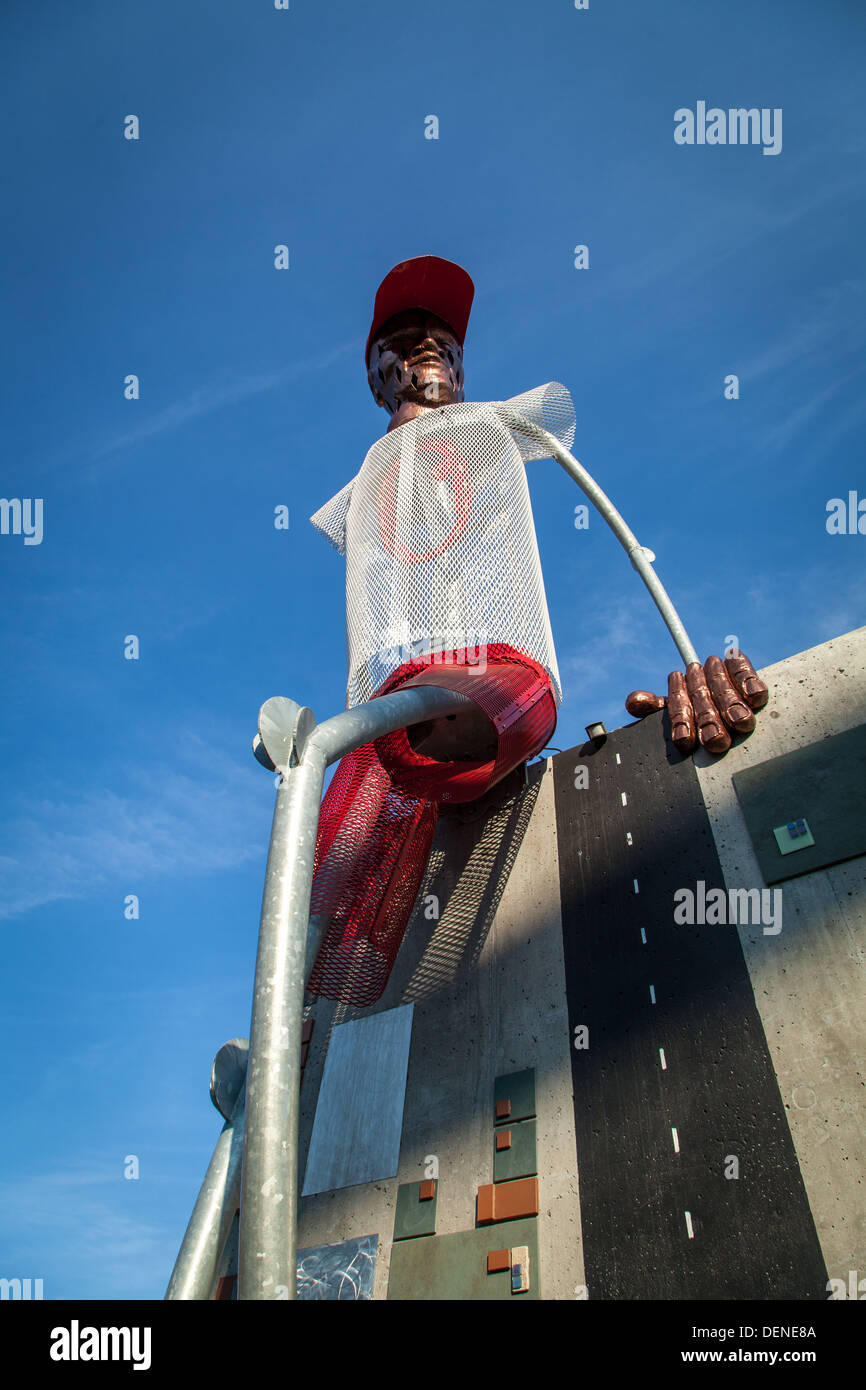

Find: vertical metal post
165;1070;247;1300
238;685;474;1300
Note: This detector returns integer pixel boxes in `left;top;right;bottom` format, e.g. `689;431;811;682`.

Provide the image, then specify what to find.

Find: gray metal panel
302;1004;414;1196
732;723;866;884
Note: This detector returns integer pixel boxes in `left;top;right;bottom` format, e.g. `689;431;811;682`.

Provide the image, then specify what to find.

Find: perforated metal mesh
310;382;576;709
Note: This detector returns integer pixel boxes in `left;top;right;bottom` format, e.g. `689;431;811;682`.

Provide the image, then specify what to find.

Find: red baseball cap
365;255;475;367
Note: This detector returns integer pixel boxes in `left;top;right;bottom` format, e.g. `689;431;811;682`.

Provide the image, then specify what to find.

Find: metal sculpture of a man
306;255;768;1006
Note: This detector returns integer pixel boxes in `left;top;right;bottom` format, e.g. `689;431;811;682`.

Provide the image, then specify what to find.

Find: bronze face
367;309;465;432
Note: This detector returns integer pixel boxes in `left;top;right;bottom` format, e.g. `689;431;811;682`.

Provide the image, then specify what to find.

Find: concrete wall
294;626;865;1299
297;759;585;1300
695;626;866;1290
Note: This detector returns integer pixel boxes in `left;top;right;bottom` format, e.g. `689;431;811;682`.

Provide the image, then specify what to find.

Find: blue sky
1;0;864;1299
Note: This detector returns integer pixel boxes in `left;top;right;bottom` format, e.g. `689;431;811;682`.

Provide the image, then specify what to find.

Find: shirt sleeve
309;476;356;556
497;381;576;461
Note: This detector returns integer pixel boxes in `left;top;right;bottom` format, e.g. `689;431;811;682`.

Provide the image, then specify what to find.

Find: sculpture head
365;256;474;433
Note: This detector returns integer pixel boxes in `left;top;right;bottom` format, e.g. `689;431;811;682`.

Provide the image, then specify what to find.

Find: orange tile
476;1177;539;1224
495;1130;512;1151
419;1179;436;1201
495;1099;511;1120
477;1184;496;1225
487;1249;510;1274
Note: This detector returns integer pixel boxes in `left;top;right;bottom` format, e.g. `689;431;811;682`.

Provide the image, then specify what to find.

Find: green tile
732;724;866;884
393;1180;438;1241
494;1119;537;1183
387;1218;539;1300
494;1068;536;1124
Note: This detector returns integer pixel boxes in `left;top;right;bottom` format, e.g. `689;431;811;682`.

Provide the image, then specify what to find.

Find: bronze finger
724;652;769;710
704;655;756;735
685;660;732;754
667;670;697;753
625;690;666;718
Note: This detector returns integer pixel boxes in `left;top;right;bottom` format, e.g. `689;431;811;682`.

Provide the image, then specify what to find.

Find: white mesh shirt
310;381;576;709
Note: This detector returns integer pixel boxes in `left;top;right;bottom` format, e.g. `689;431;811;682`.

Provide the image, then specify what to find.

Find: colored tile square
773;820;816;856
494;1069;536;1124
388;1220;539;1301
511;1246;530;1294
494;1119;537;1183
487;1249;510;1274
495;1131;512;1151
394;1180;438;1240
476;1184;496;1225
419;1180;436;1201
476;1176;539;1225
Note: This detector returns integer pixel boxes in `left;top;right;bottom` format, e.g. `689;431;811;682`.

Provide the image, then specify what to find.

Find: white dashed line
685;1211;694;1239
633;878;640;894
621;791;628;806
615;753;622;764
659;1047;667;1070
671;1127;680;1153
649;984;656;1004
640;928;647;944
626;831;633;846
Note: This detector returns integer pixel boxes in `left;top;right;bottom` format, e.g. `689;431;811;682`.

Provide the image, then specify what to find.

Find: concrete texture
291;626;864;1300
296;759;585;1300
695;627;866;1290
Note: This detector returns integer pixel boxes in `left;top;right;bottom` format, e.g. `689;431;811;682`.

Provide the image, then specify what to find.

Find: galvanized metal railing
166;684;474;1302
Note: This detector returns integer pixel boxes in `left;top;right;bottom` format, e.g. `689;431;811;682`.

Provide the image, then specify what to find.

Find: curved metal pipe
493;406;700;668
237;683;473;1301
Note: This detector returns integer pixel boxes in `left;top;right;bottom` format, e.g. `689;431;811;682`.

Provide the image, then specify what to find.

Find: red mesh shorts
306;645;556;1006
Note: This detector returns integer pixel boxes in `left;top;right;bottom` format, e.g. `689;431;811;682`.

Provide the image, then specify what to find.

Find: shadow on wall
316;765;543;1042
399;771;543;1004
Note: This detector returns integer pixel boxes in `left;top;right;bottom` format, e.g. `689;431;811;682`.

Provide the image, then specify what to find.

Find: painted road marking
672;1127;680;1153
659;1047;667;1070
685;1211;694;1239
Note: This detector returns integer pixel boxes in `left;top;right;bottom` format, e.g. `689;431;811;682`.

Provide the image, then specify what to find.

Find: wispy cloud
0;1166;177;1299
91;341;355;462
558;589;672;738
0;739;267;921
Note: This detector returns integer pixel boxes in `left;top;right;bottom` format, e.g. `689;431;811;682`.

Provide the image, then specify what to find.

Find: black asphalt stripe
553;714;828;1300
